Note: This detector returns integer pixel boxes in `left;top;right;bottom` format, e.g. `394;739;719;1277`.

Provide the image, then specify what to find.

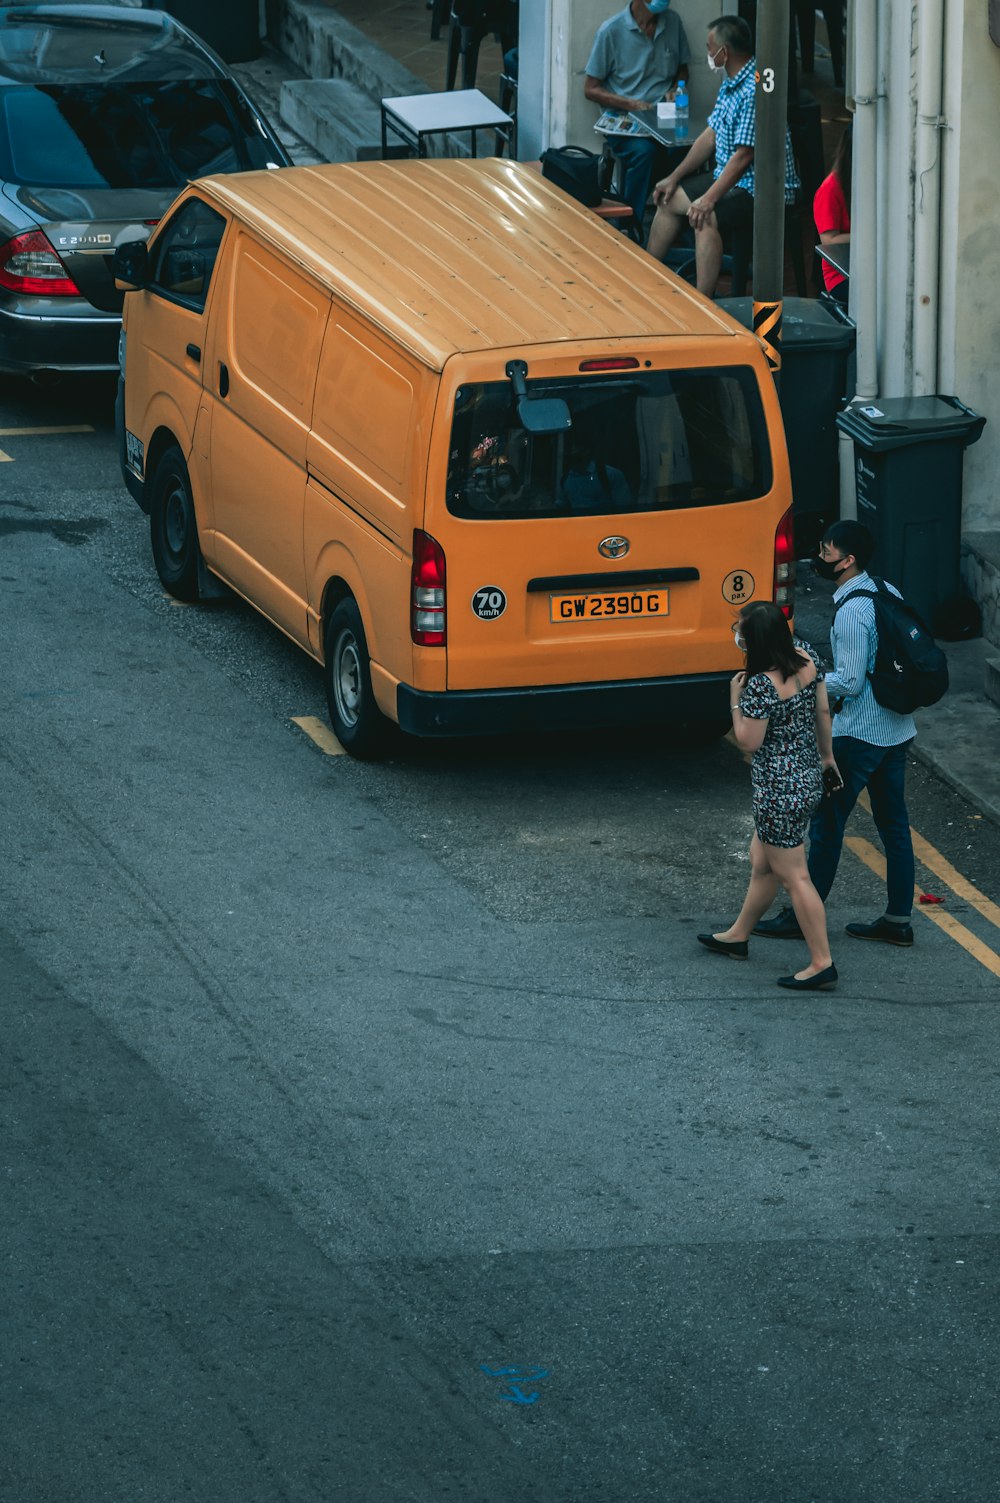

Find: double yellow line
848;794;1000;979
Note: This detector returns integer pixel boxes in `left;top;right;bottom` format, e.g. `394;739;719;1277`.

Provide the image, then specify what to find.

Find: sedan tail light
411;529;446;646
0;230;81;297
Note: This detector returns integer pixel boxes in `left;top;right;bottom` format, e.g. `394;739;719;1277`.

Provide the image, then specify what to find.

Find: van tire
150;447;202;601
324;599;391;759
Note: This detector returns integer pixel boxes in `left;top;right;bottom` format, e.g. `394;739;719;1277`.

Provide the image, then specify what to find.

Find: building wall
519;0;736;163
939;0;1000;533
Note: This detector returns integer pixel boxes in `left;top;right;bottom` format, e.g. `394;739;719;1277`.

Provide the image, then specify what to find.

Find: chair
444;1;517;93
496;69;517;155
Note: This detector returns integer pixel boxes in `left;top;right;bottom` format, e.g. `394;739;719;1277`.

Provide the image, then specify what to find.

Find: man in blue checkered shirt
645;14;800;296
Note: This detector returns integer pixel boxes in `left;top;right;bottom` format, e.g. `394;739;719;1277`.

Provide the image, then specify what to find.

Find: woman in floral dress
697;602;843;991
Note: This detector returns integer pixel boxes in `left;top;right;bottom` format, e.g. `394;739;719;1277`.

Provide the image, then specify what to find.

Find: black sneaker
845;917;914;947
753;907;803;939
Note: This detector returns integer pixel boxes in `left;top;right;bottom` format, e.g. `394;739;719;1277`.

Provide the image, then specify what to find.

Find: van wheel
324;599;391;759
150;446;202;601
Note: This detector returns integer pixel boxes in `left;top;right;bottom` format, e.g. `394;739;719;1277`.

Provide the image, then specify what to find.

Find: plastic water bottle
674;79;689;119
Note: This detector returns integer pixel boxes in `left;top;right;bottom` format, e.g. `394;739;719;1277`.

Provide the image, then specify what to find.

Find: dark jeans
807;737;915;920
610;135;671;239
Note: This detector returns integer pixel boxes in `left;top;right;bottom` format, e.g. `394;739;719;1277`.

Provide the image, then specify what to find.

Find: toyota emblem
598;535;630;560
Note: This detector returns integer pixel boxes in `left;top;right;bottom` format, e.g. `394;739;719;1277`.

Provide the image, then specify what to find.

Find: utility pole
751;0;790;381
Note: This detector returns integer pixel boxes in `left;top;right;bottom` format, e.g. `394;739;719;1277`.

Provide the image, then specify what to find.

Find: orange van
114;158;794;756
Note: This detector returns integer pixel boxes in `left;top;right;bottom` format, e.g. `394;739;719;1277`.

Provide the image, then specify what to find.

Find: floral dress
738;641;824;848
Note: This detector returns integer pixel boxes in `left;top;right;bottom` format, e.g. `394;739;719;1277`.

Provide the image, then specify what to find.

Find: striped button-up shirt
708;57;800;204
826;571;917;747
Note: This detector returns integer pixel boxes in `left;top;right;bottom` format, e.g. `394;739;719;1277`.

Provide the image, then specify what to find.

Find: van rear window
446;367;771;519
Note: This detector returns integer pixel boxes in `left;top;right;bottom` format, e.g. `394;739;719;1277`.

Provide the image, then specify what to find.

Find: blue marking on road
480;1363;550;1405
500;1384;539;1405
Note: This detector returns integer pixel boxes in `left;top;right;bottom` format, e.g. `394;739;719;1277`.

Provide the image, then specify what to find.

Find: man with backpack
754;520;924;948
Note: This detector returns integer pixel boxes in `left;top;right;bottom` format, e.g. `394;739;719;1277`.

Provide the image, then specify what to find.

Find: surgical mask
706;45;725;74
814;554;848;582
647;0;672;12
731;622;747;653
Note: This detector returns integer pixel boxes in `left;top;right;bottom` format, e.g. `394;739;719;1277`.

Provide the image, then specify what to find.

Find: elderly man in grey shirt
584;1;690;239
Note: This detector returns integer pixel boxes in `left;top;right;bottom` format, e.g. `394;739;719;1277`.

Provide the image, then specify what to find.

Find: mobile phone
822;766;843;794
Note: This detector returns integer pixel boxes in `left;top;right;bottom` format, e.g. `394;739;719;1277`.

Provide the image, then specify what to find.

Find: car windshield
0;79;273;187
446;366;772;520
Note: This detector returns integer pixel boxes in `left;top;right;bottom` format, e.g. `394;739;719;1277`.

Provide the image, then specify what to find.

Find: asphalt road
3;374;1000;1502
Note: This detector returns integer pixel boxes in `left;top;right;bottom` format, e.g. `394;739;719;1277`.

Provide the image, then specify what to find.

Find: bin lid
835;395;986;452
715;296;856;351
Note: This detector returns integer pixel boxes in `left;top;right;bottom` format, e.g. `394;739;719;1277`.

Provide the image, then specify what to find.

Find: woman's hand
730;670;746;695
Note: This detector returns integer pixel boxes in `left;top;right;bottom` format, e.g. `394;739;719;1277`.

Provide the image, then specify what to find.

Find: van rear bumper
396;673;732;738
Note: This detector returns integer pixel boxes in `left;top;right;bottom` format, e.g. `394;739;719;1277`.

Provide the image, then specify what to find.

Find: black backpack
834;577;949;714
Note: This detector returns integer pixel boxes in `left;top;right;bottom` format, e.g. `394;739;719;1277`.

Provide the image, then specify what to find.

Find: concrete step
961;529;1000;648
280;78;386;162
270;0;427;104
985;656;1000;710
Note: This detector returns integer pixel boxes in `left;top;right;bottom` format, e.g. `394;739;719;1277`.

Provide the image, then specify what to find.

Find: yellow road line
845;835;1000;980
0;449;11;463
857;790;1000;932
291;716;345;756
0;425;95;436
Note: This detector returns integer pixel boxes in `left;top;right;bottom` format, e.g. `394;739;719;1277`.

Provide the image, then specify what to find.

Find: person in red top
814;123;851;302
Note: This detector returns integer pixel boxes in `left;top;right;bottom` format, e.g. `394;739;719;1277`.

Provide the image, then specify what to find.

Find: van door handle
186;342;201;362
218;361;230;398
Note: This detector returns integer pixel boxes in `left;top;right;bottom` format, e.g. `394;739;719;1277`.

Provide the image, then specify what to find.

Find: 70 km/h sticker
472;586;507;620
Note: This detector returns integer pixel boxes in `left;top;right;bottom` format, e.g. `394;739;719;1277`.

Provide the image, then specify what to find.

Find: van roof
199;158;747;371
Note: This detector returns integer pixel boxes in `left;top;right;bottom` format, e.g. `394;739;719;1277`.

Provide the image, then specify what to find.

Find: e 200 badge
722;570;754;605
472;586;507;620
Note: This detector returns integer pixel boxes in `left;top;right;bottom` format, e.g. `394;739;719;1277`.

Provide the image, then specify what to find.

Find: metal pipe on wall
839;0;880;520
912;0;946;395
851;0;879;400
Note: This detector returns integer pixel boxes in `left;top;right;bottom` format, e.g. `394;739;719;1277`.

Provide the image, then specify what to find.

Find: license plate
549;589;670;623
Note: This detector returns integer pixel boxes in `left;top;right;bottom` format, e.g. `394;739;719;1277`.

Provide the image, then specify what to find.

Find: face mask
706;46;725;74
814;554;848;582
647;0;672;13
732;623;747;653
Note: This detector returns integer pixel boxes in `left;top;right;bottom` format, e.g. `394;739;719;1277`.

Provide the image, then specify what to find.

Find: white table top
381;89;514;132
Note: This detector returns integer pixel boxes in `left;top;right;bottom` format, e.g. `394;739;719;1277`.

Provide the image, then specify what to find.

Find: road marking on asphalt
0;425;95;435
291;716;345;756
857;789;1000;932
0;424;95;464
845;835;1000;980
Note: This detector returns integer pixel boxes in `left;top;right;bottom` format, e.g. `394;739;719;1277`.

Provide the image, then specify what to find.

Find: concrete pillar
518;1;737;163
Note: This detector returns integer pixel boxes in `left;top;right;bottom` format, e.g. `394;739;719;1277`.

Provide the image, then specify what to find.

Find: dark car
0;4;291;376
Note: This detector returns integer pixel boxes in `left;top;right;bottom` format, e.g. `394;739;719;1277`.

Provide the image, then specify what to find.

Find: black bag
834;577;949;713
540;144;608;208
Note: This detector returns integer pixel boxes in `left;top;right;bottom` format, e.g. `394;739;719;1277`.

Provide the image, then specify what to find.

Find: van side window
148;198;227;311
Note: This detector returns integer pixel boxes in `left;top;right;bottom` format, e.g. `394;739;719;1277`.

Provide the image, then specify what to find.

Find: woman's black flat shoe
777;963;838;991
697;933;749;960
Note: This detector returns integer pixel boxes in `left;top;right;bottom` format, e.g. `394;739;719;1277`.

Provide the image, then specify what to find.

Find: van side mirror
113;239;149;291
505;359;572;435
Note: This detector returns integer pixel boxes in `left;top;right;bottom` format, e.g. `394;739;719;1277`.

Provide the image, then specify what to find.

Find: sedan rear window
0;80;274;187
446;367;772;519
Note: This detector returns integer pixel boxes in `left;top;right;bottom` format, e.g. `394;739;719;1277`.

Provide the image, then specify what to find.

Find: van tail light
0;230;81;297
773;506;796;618
411;529;446;646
